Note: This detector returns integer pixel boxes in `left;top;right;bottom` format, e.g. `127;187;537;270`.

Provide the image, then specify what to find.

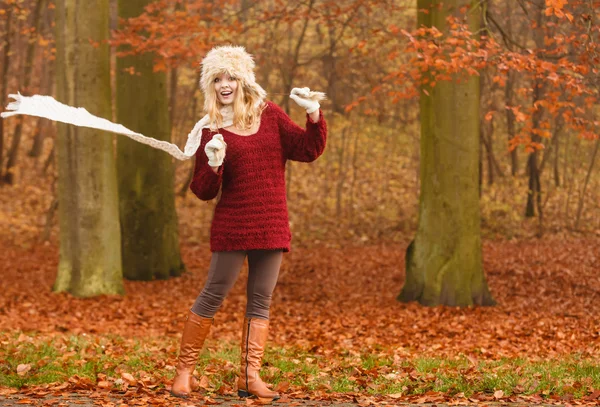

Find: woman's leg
245;250;283;319
191;251;247;318
172;251;246;398
237;250;283;400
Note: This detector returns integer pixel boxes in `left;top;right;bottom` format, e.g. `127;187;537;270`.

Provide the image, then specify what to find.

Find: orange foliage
355;1;600;152
110;0;240;71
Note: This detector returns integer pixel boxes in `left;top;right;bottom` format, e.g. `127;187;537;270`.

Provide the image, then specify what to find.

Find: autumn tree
397;0;495;306
3;0;46;184
115;0;184;281
53;0;123;296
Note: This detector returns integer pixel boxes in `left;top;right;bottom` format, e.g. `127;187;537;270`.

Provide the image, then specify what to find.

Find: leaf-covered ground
1;236;600;406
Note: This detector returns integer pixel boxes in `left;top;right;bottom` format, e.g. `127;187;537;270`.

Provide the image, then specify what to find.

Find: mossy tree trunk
54;0;124;297
116;0;184;281
398;0;495;307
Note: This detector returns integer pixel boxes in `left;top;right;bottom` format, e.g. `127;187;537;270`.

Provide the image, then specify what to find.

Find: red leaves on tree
365;2;600;152
110;0;240;72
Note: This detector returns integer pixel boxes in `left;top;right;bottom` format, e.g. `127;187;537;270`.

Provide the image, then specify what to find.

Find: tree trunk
505;77;519;176
524;92;543;221
177;73;201;198
564;136;580;223
478;119;483;197
574;137;599;229
480;118;504;186
524;146;541;218
53;0;123;297
525;1;545;229
504;0;518;176
28;109;51;160
167;1;183;132
42;143;54;174
240;0;251;23
398;0;495;307
0;5;14;178
348;124;359;226
3;0;46;184
116;0;184;281
553;131;560;187
539;119;562;179
483;107;504;183
30;5;55;159
335;127;349;218
168;67;178;130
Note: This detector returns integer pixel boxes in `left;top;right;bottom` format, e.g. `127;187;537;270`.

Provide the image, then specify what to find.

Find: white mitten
290;87;326;114
204;134;226;167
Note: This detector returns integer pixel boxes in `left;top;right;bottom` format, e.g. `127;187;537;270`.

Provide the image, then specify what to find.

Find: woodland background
0;0;599;248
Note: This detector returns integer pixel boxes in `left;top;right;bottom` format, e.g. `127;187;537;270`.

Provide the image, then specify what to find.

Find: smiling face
214;72;238;105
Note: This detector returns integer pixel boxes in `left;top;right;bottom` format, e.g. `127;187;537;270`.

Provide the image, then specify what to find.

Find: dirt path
0;392;572;407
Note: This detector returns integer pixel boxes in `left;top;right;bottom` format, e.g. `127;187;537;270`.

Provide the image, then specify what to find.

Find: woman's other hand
205;134;227;170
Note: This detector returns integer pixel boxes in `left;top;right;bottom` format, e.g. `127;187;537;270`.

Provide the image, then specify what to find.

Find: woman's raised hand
204;134;227;167
289;87;324;114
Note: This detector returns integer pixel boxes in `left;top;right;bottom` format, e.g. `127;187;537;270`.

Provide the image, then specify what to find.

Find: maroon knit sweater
190;101;327;252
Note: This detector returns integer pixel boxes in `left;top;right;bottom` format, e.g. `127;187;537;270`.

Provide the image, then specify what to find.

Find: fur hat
200;45;267;101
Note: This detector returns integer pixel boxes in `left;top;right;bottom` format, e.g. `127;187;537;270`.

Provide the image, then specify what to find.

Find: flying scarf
0;92;236;161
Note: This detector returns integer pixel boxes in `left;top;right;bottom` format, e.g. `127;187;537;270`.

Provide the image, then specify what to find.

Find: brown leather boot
170;311;213;398
237;318;280;400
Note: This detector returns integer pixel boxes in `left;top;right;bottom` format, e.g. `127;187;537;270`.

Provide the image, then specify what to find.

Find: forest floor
1;236;599;407
0;392;577;407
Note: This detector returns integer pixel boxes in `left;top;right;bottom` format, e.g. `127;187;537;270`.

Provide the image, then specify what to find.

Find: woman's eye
229;77;236;81
214;78;220;83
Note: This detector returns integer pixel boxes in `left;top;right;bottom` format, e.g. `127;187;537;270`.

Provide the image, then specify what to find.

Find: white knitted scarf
0;93;236;160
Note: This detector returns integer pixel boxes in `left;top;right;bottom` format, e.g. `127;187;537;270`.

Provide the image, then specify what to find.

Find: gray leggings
191;250;283;320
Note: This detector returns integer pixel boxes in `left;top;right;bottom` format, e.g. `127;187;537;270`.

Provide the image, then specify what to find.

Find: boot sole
238;390;251;398
238;390;280;401
170;391;190;399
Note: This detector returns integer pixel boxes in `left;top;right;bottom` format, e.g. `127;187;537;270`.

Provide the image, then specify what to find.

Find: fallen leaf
121;372;137;386
97;381;112;389
274;381;290;392
17;364;31;376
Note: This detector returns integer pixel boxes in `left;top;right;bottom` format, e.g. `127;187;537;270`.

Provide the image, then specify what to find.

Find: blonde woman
170;45;327;402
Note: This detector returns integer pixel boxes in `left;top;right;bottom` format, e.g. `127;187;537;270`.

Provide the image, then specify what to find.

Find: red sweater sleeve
270;101;327;162
190;129;223;201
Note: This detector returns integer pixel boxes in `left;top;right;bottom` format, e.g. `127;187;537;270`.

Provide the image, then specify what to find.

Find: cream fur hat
200;45;267;102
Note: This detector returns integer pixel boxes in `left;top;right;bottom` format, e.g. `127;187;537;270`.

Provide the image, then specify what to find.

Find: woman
170;45;327;401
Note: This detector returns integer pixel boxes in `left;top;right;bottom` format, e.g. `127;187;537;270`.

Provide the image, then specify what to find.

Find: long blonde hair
204;72;265;131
